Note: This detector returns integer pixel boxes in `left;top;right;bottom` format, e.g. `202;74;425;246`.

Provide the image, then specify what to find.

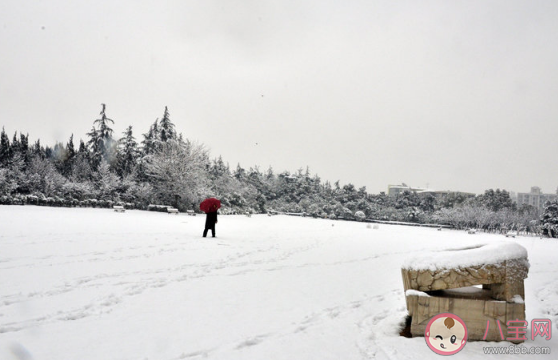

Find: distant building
387;183;474;199
418;189;476;199
387;183;428;197
516;186;558;211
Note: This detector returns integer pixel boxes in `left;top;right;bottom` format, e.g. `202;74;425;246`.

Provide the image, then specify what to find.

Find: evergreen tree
66;134;76;159
234;164;246;180
152;119;159;140
266;166;275;180
395;190;420;209
71;152;93;182
20;133;30;166
94;104;115;140
94;160;120;200
439;192;471;208
10;132;21;161
32;139;45;159
86;125;101;167
20;133;29;150
117;126;140;177
159;106;176;142
0;127;10;167
26;154;66;197
51;142;67;173
63;134;76;176
45;146;53;159
419;193;437;212
476;189;515;212
87;104;116;169
246;167;264;193
209;156;230;179
78;139;87;154
142;120;160;155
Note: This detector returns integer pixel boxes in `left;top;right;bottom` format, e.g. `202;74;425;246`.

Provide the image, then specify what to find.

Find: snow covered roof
401;241;529;271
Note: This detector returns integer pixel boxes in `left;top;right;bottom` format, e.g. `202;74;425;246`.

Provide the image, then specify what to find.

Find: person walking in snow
203;205;218;238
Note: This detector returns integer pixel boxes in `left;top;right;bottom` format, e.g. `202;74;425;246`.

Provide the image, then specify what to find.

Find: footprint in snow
236;334;269;349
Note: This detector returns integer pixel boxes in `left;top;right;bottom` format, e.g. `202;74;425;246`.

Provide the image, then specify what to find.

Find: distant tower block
401;242;529;342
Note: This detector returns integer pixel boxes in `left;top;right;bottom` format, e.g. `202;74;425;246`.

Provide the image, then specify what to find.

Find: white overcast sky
1;0;557;195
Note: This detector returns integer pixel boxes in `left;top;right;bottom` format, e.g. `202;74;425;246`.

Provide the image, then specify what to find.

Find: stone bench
113;205;125;213
402;242;529;342
167;208;179;215
186;210;196;216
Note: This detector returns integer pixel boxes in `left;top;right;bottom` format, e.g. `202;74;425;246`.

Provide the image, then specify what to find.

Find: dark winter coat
205;211;218;228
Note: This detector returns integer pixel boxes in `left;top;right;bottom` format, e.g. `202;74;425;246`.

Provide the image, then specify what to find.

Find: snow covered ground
1;205;557;360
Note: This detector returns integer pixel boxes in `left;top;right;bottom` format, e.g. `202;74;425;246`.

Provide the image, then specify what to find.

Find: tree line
1;104;557;237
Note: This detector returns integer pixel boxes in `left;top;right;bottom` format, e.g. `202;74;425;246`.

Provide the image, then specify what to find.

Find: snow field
0;205;557;359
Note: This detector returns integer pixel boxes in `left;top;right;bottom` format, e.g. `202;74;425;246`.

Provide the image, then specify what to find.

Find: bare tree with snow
143;138;210;210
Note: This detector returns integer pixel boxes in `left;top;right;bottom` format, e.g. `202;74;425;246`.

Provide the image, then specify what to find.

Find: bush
53;196;65;207
355;211;366;221
1;195;12;205
541;201;558;238
12;194;25;205
26;195;39;205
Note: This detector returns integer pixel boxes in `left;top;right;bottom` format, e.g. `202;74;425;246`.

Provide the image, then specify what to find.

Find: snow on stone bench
186;210;196;216
167;208;179;215
402;242;528;275
401;242;529;342
113;205;125;213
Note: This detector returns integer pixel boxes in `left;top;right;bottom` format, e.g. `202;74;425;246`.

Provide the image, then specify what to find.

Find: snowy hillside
1;206;556;359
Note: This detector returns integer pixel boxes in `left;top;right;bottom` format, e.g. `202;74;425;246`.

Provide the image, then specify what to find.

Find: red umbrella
200;197;221;213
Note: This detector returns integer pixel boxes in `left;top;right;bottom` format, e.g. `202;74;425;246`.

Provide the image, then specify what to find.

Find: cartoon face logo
425;313;467;355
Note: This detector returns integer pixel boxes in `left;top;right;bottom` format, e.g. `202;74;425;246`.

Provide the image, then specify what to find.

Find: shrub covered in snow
541;200;558;238
0;195;13;205
25;195;39;204
355;211;366;221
